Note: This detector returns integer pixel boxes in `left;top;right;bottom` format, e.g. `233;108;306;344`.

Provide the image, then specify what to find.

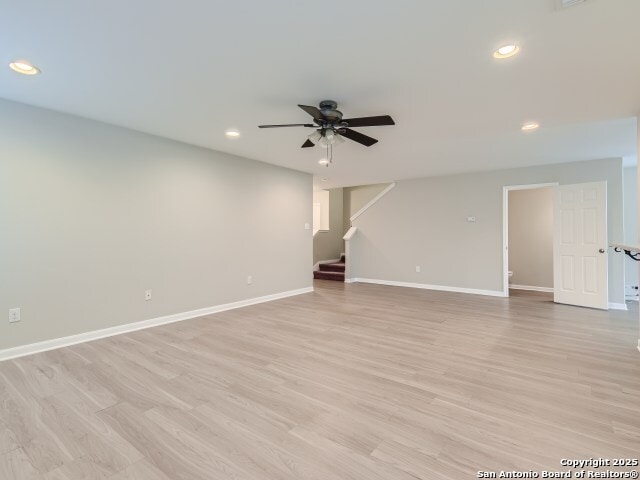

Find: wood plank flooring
1;281;639;479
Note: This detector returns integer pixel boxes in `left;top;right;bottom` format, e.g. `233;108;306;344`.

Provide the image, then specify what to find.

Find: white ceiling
1;0;639;188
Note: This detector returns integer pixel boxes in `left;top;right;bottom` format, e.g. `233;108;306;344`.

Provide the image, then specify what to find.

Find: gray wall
624;166;639;289
0;99;312;351
343;183;390;234
350;158;625;304
313;188;344;264
508;187;554;289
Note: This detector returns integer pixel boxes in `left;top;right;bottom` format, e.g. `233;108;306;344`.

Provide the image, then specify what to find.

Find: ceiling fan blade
301;139;315;148
258;123;316;128
298;104;323;120
342;115;395;127
340;128;378;147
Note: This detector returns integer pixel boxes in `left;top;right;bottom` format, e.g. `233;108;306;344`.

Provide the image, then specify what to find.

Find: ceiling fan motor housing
319;100;343;124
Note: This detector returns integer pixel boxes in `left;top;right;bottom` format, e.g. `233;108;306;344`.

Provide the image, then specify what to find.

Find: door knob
599;248;605;253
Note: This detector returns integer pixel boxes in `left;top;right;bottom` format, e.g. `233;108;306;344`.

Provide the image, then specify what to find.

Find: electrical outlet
9;308;21;323
415;266;421;273
467;216;477;223
304;223;310;230
247;275;253;285
145;289;152;301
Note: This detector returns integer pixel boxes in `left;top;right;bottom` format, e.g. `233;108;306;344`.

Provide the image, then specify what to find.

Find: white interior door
553;182;608;309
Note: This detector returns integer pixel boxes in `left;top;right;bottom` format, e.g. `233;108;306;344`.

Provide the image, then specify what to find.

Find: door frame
502;183;559;297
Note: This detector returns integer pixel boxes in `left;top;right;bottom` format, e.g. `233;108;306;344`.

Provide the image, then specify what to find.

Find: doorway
503;184;557;298
503;181;610;310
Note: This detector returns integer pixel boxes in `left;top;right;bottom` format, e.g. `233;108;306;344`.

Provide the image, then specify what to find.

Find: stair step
319;262;345;273
313;270;345;282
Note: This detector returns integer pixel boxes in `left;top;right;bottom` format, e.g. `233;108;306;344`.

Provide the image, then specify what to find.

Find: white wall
508;187;554;289
343;183;391;234
0;99;312;351
350;158;625;303
313;188;344;265
637;117;640;350
624;166;639;290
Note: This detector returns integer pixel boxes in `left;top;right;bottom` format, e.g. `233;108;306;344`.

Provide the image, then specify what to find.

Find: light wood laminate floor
1;281;639;479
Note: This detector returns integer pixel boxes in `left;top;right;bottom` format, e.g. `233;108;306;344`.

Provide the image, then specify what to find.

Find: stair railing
343;227;358;282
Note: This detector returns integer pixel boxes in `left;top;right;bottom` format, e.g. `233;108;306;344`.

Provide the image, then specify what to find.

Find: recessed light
493;45;520;59
225;129;240;138
9;60;40;75
521;122;540;132
318;159;330;166
321;178;328;182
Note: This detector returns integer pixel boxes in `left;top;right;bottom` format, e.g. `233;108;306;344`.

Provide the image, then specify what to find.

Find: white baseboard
344;279;356;284
608;302;628;311
313;258;340;272
0;286;314;362
351;278;506;298
510;284;554;293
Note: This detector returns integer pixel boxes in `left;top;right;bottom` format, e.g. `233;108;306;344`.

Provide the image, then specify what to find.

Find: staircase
314;255;345;282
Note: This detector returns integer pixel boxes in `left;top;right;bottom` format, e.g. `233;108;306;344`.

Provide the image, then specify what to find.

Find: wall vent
555;0;586;10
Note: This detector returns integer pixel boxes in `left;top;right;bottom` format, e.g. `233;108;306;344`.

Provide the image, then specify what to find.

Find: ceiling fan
258;100;395;149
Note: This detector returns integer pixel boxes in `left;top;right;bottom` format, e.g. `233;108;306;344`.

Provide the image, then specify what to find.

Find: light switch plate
9;308;21;323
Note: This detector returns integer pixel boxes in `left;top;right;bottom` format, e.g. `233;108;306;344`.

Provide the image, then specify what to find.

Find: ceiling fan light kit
259;100;395;163
308;130;322;144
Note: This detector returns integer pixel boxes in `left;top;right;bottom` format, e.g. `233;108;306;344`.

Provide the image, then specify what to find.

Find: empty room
1;1;640;479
